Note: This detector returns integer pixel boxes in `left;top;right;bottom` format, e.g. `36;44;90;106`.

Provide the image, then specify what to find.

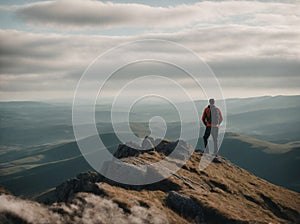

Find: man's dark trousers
203;126;219;154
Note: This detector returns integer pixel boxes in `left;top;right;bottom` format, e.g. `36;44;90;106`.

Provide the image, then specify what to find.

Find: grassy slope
0;134;120;196
220;133;300;192
36;151;300;223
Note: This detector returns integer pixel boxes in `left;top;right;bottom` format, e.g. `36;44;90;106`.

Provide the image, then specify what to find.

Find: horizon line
0;94;299;103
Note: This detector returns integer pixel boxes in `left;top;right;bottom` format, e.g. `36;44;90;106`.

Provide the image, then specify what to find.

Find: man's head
209;98;215;105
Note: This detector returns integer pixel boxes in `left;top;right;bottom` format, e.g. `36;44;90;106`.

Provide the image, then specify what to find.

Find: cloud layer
0;0;299;100
13;0;300;30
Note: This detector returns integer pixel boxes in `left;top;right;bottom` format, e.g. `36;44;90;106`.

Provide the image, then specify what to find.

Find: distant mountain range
1;95;299;145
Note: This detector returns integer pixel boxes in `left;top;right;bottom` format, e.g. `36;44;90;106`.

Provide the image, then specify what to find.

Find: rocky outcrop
114;143;141;159
55;171;104;202
142;136;155;150
114;137;193;160
165;191;204;222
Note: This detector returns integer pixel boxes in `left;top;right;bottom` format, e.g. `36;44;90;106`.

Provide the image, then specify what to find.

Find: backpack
207;106;220;125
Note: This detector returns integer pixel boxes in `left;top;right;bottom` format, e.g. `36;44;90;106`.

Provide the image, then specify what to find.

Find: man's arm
218;108;223;124
202;109;207;126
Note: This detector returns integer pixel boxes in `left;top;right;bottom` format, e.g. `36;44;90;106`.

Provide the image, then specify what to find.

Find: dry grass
119;151;300;223
1;151;299;223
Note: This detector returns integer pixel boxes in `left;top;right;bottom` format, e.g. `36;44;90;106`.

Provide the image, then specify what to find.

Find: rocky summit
0;138;300;224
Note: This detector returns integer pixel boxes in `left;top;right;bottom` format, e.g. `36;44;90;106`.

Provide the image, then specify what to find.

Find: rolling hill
219;133;300;192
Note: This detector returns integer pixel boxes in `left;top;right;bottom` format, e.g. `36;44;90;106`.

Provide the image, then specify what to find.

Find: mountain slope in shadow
220;132;300;192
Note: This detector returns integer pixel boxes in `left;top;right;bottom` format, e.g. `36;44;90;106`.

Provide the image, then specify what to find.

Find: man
202;98;223;155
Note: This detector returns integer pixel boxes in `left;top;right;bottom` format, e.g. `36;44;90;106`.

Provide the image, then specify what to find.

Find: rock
165;191;204;223
76;171;102;183
155;139;176;155
154;138;162;147
114;143;141;159
172;140;193;160
212;155;223;163
142;136;155;150
145;164;170;183
101;160;147;188
55;171;104;202
154;139;193;160
113;138;194;160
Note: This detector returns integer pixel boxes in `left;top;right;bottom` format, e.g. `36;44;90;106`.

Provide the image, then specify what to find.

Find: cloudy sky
0;0;299;101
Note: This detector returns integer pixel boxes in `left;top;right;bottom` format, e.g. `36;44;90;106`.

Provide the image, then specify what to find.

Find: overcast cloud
13;0;300;29
0;0;299;100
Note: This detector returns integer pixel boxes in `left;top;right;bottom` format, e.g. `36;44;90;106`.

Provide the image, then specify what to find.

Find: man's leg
203;126;211;149
211;127;219;155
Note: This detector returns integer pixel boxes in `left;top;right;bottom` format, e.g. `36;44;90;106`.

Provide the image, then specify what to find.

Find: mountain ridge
1;138;299;224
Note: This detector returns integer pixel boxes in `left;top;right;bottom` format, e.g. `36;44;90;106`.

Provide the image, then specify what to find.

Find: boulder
142;136;155;150
165;191;204;223
55;171;104;202
114;143;141;159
